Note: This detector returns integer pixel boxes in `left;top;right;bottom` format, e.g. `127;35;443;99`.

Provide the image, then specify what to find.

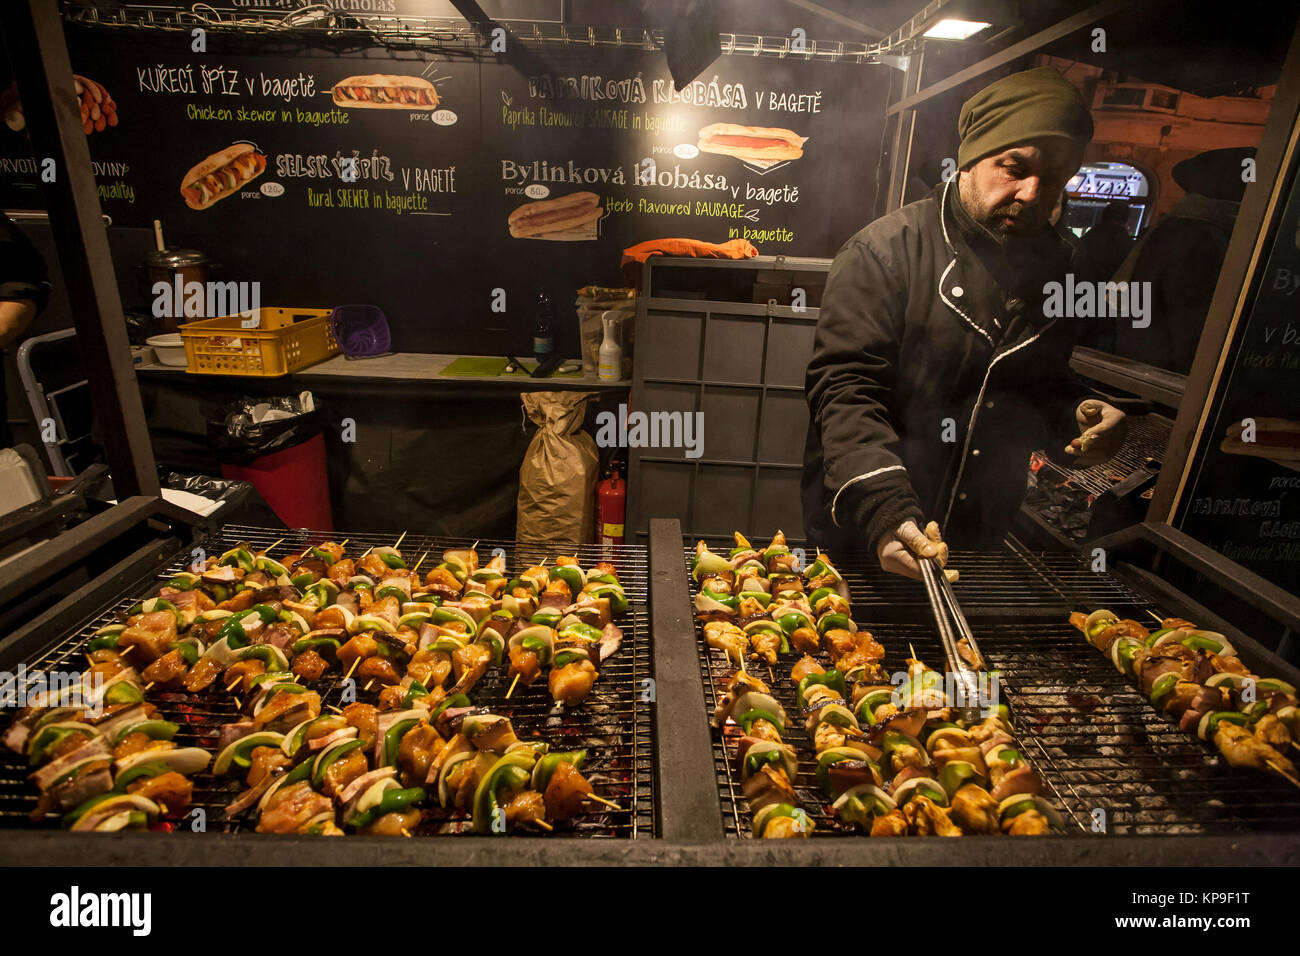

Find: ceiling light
922;18;992;40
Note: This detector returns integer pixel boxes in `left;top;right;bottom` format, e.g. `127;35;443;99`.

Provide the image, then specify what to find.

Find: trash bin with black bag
207;391;333;530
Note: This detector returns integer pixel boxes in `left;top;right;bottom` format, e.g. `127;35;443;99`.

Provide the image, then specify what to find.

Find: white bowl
146;333;187;367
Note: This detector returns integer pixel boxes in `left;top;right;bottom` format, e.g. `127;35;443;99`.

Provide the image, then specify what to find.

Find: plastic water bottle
533;292;554;365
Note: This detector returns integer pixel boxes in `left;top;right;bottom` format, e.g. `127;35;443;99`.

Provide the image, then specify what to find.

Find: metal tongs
917;557;986;722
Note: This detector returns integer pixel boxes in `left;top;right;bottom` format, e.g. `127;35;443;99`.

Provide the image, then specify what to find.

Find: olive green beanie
957;67;1093;169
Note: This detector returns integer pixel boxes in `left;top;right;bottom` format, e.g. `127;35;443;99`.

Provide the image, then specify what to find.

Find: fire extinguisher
596;461;626;545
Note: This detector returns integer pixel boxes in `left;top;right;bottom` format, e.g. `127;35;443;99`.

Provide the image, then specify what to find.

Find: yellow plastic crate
178;307;337;376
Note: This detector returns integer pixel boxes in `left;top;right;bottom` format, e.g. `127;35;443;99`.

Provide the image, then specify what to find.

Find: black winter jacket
802;179;1086;551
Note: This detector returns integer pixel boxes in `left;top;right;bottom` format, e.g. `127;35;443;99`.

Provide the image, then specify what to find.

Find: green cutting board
441;356;583;378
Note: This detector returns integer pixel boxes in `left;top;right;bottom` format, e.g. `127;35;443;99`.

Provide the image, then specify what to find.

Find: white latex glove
1064;399;1126;465
877;519;959;583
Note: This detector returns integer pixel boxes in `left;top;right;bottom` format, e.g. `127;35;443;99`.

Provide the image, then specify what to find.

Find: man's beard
976;202;1043;244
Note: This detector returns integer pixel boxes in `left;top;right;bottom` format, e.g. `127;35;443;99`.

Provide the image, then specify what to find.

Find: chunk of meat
549;659;597;707
790;655;824;683
246;745;291;787
141;649;190;688
291;650;329;682
949;784;1000;835
1215;721;1296;778
789;627;820;656
320;748;369;799
543;761;593;821
870;809;909;837
507;646;542;686
253;689;321;731
903;794;961;837
396;721;444;788
360;809;421;836
257;780;334;833
125;770;193;811
407;649;452;689
225;659;266;694
1004;809;1050;835
182;657;223;693
337;634;379;670
118;611;178;664
112;731;156;761
342;703;379;748
504;789;547;827
357;656;401;687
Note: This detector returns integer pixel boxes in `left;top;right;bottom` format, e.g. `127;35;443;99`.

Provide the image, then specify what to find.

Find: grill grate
1;525;654;838
1033;413;1172;498
691;546;1300;838
690;535;1147;612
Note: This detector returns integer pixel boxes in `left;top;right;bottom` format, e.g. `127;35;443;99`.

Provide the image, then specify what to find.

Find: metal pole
0;0;159;496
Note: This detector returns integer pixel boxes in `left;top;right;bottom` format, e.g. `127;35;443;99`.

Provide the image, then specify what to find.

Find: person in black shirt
0;212;51;447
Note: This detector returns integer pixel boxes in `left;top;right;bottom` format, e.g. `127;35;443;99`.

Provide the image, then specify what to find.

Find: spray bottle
598;310;623;382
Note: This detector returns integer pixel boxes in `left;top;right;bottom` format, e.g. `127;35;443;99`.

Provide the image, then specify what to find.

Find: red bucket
220;432;333;531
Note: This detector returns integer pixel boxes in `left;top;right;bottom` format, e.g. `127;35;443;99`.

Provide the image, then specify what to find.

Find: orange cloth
621;238;758;284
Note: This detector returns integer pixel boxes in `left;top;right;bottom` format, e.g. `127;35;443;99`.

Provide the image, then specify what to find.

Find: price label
432;109;458;126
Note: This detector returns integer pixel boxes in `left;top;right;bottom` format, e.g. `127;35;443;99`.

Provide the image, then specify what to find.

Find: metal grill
691;546;1300;838
1033;413;1172;498
0;525;654;838
692;535;1147;613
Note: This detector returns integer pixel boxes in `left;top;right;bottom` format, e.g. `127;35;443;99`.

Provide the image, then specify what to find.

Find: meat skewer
1069;609;1299;786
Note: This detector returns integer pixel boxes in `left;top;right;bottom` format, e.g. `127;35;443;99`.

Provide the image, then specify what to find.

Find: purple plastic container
329;304;391;358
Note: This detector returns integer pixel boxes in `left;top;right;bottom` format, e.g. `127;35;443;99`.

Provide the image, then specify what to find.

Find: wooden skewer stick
412;552;429;575
908;642;918;661
339;539;349;548
364;680;375;692
326;704;343;714
361;547;374;558
343;656;362;682
262;538;284;556
470;540;479;551
143;681;156;692
1267;761;1300;789
231;696;241;709
505;673;521;699
225;677;242;693
767;664;774;683
532;819;553;831
1147;610;1165;624
393;531;408;550
401;828;412;838
586;793;622;811
85;654;96;667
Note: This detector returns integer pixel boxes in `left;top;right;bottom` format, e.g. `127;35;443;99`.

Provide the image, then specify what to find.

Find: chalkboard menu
0;25;889;354
1177;151;1300;593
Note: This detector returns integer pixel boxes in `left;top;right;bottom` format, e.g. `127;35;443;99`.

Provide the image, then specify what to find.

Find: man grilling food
803;67;1125;580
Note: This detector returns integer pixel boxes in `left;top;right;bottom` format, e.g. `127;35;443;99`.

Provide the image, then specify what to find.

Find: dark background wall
0;10;892;357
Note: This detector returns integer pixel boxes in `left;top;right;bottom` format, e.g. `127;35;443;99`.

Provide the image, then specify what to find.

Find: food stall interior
0;0;1298;864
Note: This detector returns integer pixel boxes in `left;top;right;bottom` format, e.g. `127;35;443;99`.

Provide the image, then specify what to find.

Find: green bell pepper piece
104;682;143;706
796;670;846;710
382;718;420;767
312;739;365;787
